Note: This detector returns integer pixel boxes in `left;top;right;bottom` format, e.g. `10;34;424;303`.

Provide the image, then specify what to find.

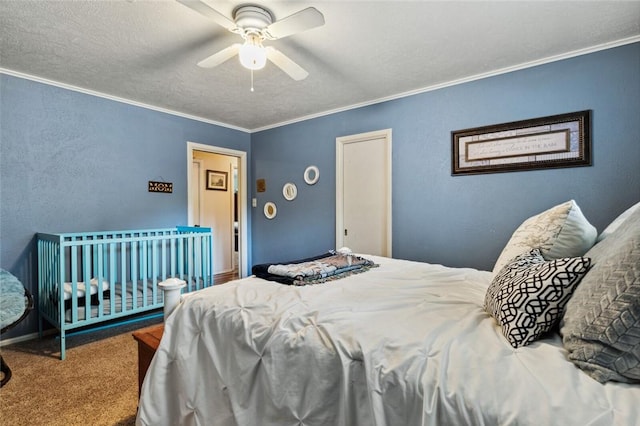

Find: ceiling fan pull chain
251;69;255;92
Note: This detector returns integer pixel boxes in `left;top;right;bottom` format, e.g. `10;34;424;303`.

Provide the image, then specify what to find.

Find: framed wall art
264;202;277;219
282;182;297;201
206;170;228;191
452;110;591;176
304;165;320;185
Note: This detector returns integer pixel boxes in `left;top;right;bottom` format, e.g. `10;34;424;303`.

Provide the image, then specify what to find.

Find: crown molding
2;35;638;134
0;68;251;134
252;36;640;133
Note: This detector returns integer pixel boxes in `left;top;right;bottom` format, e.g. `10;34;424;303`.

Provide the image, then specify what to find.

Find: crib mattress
64;280;162;323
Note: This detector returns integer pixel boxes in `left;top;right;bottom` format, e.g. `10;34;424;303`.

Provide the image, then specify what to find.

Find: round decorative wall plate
264;202;277;219
304;165;319;185
282;182;297;201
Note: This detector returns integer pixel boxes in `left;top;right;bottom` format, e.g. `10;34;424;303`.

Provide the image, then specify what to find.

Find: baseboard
0;310;163;348
0;329;56;347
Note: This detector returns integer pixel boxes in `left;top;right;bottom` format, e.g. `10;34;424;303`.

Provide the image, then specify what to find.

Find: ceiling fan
177;0;325;83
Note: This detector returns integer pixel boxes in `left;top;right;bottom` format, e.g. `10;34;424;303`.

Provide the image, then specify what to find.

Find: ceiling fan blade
197;44;241;68
266;47;308;81
265;7;325;39
176;0;236;31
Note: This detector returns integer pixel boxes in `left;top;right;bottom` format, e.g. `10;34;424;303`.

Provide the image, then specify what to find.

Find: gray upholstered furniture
0;269;34;387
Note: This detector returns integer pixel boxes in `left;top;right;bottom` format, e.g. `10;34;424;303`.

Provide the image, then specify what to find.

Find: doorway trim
335;128;392;256
190;159;205;226
187;142;248;278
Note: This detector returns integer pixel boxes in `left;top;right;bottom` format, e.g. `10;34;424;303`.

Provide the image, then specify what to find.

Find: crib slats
130;238;138;311
36;227;214;360
109;242;117;316
82;243;91;320
170;238;176;278
161;238;167;283
70;244;79;324
120;240;127;316
95;243;105;319
151;239;158;306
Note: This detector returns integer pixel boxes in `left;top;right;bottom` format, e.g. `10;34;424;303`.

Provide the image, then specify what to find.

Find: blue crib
37;227;213;359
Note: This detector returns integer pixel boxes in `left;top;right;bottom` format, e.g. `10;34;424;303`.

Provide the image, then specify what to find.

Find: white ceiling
1;1;639;132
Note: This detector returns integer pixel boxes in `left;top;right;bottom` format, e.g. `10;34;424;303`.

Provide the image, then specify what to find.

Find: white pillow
63;278;109;301
596;201;640;242
492;200;597;276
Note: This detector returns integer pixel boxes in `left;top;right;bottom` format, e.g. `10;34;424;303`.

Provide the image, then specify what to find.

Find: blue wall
0;74;251;338
251;42;640;269
2;43;639;341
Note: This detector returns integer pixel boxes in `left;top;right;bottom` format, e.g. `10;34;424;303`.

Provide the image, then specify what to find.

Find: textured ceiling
1;1;639;131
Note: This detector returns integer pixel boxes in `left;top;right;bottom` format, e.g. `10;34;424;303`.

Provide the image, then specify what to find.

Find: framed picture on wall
451;110;591;175
206;170;228;191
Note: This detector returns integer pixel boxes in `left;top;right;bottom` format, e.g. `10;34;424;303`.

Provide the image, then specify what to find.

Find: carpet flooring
0;316;163;426
0;272;238;425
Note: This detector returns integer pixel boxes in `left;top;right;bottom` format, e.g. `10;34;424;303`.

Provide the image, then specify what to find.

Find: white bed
137;200;640;425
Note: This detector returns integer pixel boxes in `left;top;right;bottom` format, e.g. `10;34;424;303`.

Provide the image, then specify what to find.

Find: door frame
190;159;204;226
187;142;248;278
335;128;392;256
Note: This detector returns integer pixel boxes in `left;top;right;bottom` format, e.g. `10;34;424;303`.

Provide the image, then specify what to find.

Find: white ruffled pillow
492;200;597;276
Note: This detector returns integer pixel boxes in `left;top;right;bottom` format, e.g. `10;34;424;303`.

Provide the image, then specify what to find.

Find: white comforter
137;256;640;426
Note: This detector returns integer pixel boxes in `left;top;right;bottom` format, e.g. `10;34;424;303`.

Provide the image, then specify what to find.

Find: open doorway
187;142;248;281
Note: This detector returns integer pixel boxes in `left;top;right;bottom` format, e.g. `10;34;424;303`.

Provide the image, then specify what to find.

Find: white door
336;129;392;256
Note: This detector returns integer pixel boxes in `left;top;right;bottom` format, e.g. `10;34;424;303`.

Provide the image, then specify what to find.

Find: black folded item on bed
252;251;376;286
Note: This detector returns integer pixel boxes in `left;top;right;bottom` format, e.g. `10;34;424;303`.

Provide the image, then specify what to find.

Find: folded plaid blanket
253;251;376;286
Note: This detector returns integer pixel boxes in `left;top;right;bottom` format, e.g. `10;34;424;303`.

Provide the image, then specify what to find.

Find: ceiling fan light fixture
179;1;324;80
239;35;267;70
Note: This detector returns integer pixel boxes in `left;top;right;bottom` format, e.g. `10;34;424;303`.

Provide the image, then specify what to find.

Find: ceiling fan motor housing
233;5;273;31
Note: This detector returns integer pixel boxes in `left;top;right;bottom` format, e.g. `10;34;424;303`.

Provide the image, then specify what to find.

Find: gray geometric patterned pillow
485;249;591;348
560;204;640;383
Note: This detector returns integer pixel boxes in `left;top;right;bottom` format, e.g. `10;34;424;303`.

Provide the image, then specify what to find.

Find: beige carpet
0;316;163;426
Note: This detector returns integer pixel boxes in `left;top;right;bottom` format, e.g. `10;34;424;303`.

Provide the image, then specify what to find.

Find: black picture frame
206;170;228;191
452;110;591;175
